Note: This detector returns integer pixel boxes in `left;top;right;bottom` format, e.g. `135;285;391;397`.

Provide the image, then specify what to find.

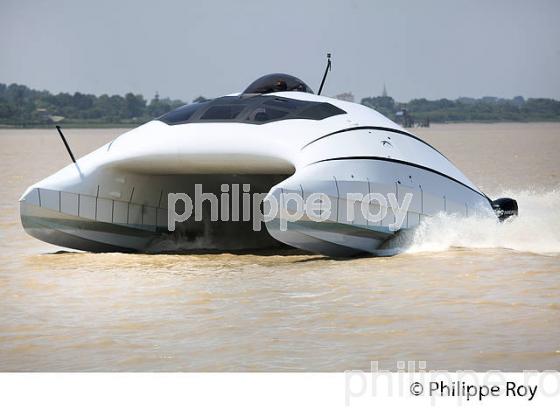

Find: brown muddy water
0;123;559;371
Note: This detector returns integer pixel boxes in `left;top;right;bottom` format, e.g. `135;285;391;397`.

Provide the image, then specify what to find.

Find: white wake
402;189;560;255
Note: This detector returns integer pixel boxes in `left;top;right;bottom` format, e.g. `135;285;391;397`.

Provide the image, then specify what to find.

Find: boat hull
264;158;492;256
18;92;496;256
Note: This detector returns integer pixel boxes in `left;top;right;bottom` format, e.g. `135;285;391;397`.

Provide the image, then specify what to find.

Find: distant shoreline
3;83;560;129
2;119;560;130
0;123;139;129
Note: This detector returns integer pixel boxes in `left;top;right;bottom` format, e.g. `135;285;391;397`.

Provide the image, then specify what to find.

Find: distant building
395;107;416;128
382;83;388;97
35;108;64;124
334;92;355;102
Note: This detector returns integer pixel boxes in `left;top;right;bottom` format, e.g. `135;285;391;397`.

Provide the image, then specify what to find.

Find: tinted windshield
158;95;345;125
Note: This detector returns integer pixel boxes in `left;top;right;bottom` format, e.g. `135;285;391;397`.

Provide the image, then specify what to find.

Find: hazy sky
1;0;559;102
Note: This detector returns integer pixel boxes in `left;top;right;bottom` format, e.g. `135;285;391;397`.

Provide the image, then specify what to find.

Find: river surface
0;123;559;371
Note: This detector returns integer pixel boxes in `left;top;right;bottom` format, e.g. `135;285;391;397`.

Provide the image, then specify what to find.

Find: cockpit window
263;97;308;111
201;104;247;120
298;103;346;120
245;106;289;123
157;101;209;125
157;95;346;126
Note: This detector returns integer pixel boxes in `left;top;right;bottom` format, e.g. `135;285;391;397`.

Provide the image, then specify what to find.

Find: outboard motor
491;197;518;221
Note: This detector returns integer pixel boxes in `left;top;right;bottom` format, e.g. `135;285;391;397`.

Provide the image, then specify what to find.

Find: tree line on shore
361;95;560;124
1;82;559;127
0;83;207;127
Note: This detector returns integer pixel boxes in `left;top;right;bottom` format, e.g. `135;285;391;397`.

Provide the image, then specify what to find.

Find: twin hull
20;94;492;256
19;142;490;257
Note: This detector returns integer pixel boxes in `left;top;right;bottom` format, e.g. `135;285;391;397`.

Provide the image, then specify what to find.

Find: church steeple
382;83;388;97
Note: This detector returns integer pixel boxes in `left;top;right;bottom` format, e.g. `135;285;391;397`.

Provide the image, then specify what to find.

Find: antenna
55;125;77;164
317;53;332;95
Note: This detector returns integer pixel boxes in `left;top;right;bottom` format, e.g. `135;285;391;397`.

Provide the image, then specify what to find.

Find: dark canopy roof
243;73;314;95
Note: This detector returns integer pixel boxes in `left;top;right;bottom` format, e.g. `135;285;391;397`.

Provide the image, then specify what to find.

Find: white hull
20;88;494;256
